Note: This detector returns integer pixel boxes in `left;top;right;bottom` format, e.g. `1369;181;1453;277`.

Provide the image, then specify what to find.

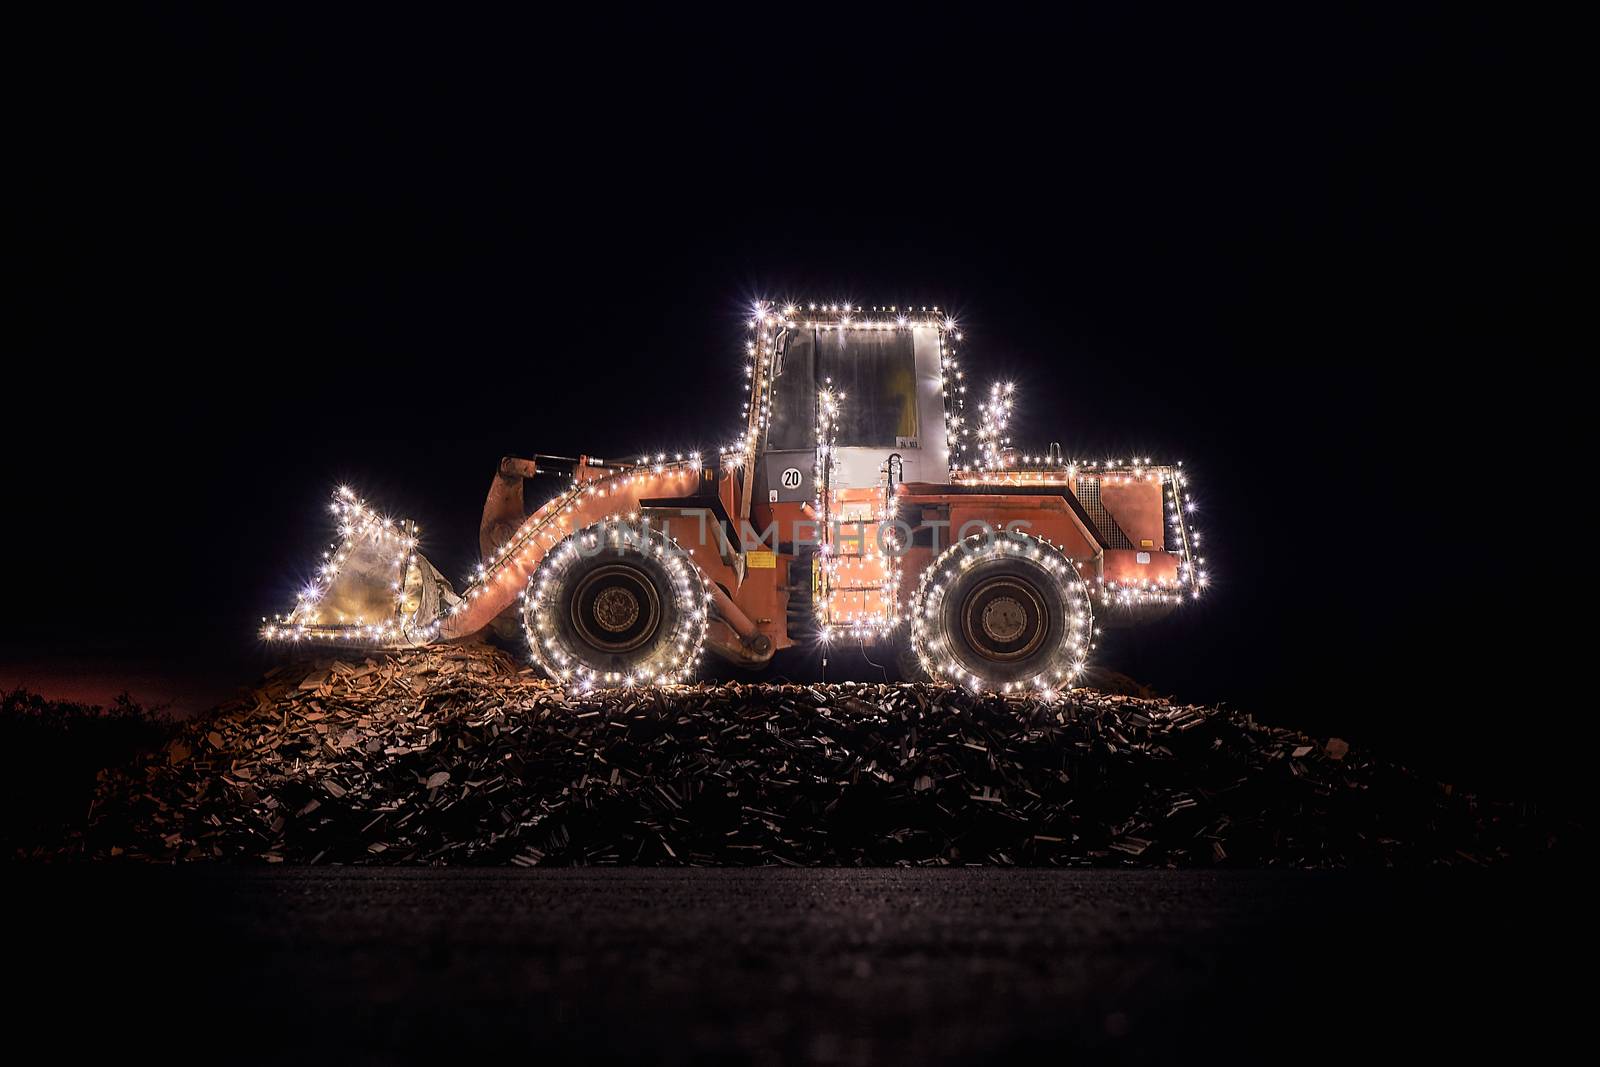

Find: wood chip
62;642;1558;869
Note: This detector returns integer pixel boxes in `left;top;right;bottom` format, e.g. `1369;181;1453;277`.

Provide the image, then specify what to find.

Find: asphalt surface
10;868;1582;1064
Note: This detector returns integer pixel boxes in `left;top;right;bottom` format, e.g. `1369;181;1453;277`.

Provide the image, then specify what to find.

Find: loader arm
439;457;709;641
479;455;541;562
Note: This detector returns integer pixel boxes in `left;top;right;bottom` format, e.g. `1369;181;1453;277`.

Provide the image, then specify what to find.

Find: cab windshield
765;327;919;451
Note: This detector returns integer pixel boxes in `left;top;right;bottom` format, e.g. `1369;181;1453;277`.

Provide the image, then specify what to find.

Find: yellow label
747;550;777;569
1140;539;1154;548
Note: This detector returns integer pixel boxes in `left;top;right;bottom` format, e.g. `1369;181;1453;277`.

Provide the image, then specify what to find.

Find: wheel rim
572;564;661;653
959;575;1049;662
909;533;1094;694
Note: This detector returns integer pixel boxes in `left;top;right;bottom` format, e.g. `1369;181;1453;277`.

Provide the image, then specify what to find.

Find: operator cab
759;312;953;502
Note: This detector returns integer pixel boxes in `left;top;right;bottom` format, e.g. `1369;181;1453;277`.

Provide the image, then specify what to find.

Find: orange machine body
447;449;1193;669
267;302;1203;680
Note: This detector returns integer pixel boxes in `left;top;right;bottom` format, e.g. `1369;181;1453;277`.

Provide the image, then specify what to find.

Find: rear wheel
909;532;1092;695
523;520;709;688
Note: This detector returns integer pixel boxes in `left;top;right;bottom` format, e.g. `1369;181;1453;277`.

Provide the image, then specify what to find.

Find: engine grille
1073;477;1135;549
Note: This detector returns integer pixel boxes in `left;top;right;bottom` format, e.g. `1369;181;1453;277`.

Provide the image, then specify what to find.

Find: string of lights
975;381;1014;469
909;531;1093;700
520;518;711;691
261;486;434;644
452;456;703;617
262;301;1205;691
945;382;1208;605
728;302;969;469
812;379;840;636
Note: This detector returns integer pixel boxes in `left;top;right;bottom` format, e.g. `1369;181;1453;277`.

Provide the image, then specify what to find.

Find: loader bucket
262;487;455;646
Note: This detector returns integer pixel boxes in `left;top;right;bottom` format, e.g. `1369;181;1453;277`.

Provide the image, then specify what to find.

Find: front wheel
522;520;709;688
908;533;1093;695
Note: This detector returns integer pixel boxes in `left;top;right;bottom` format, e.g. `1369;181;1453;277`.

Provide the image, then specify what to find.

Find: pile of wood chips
66;644;1558;866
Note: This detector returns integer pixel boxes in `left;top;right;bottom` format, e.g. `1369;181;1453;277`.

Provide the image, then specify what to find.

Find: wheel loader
264;302;1205;695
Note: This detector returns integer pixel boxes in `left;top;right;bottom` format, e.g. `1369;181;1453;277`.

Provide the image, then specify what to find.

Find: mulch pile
64;644;1563;867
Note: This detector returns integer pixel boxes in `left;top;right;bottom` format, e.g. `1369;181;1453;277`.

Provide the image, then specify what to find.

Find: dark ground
12;868;1583;1064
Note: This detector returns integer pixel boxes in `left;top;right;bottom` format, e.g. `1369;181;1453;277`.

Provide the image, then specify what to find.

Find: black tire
523;522;707;687
909;534;1091;692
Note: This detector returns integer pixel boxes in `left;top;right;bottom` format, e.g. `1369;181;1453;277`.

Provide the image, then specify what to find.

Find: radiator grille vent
1074;477;1135;549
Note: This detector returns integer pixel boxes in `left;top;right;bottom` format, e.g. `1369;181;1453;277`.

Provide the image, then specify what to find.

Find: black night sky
8;9;1580;795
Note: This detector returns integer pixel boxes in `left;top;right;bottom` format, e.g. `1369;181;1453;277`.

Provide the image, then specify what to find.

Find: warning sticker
747;550;777;569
